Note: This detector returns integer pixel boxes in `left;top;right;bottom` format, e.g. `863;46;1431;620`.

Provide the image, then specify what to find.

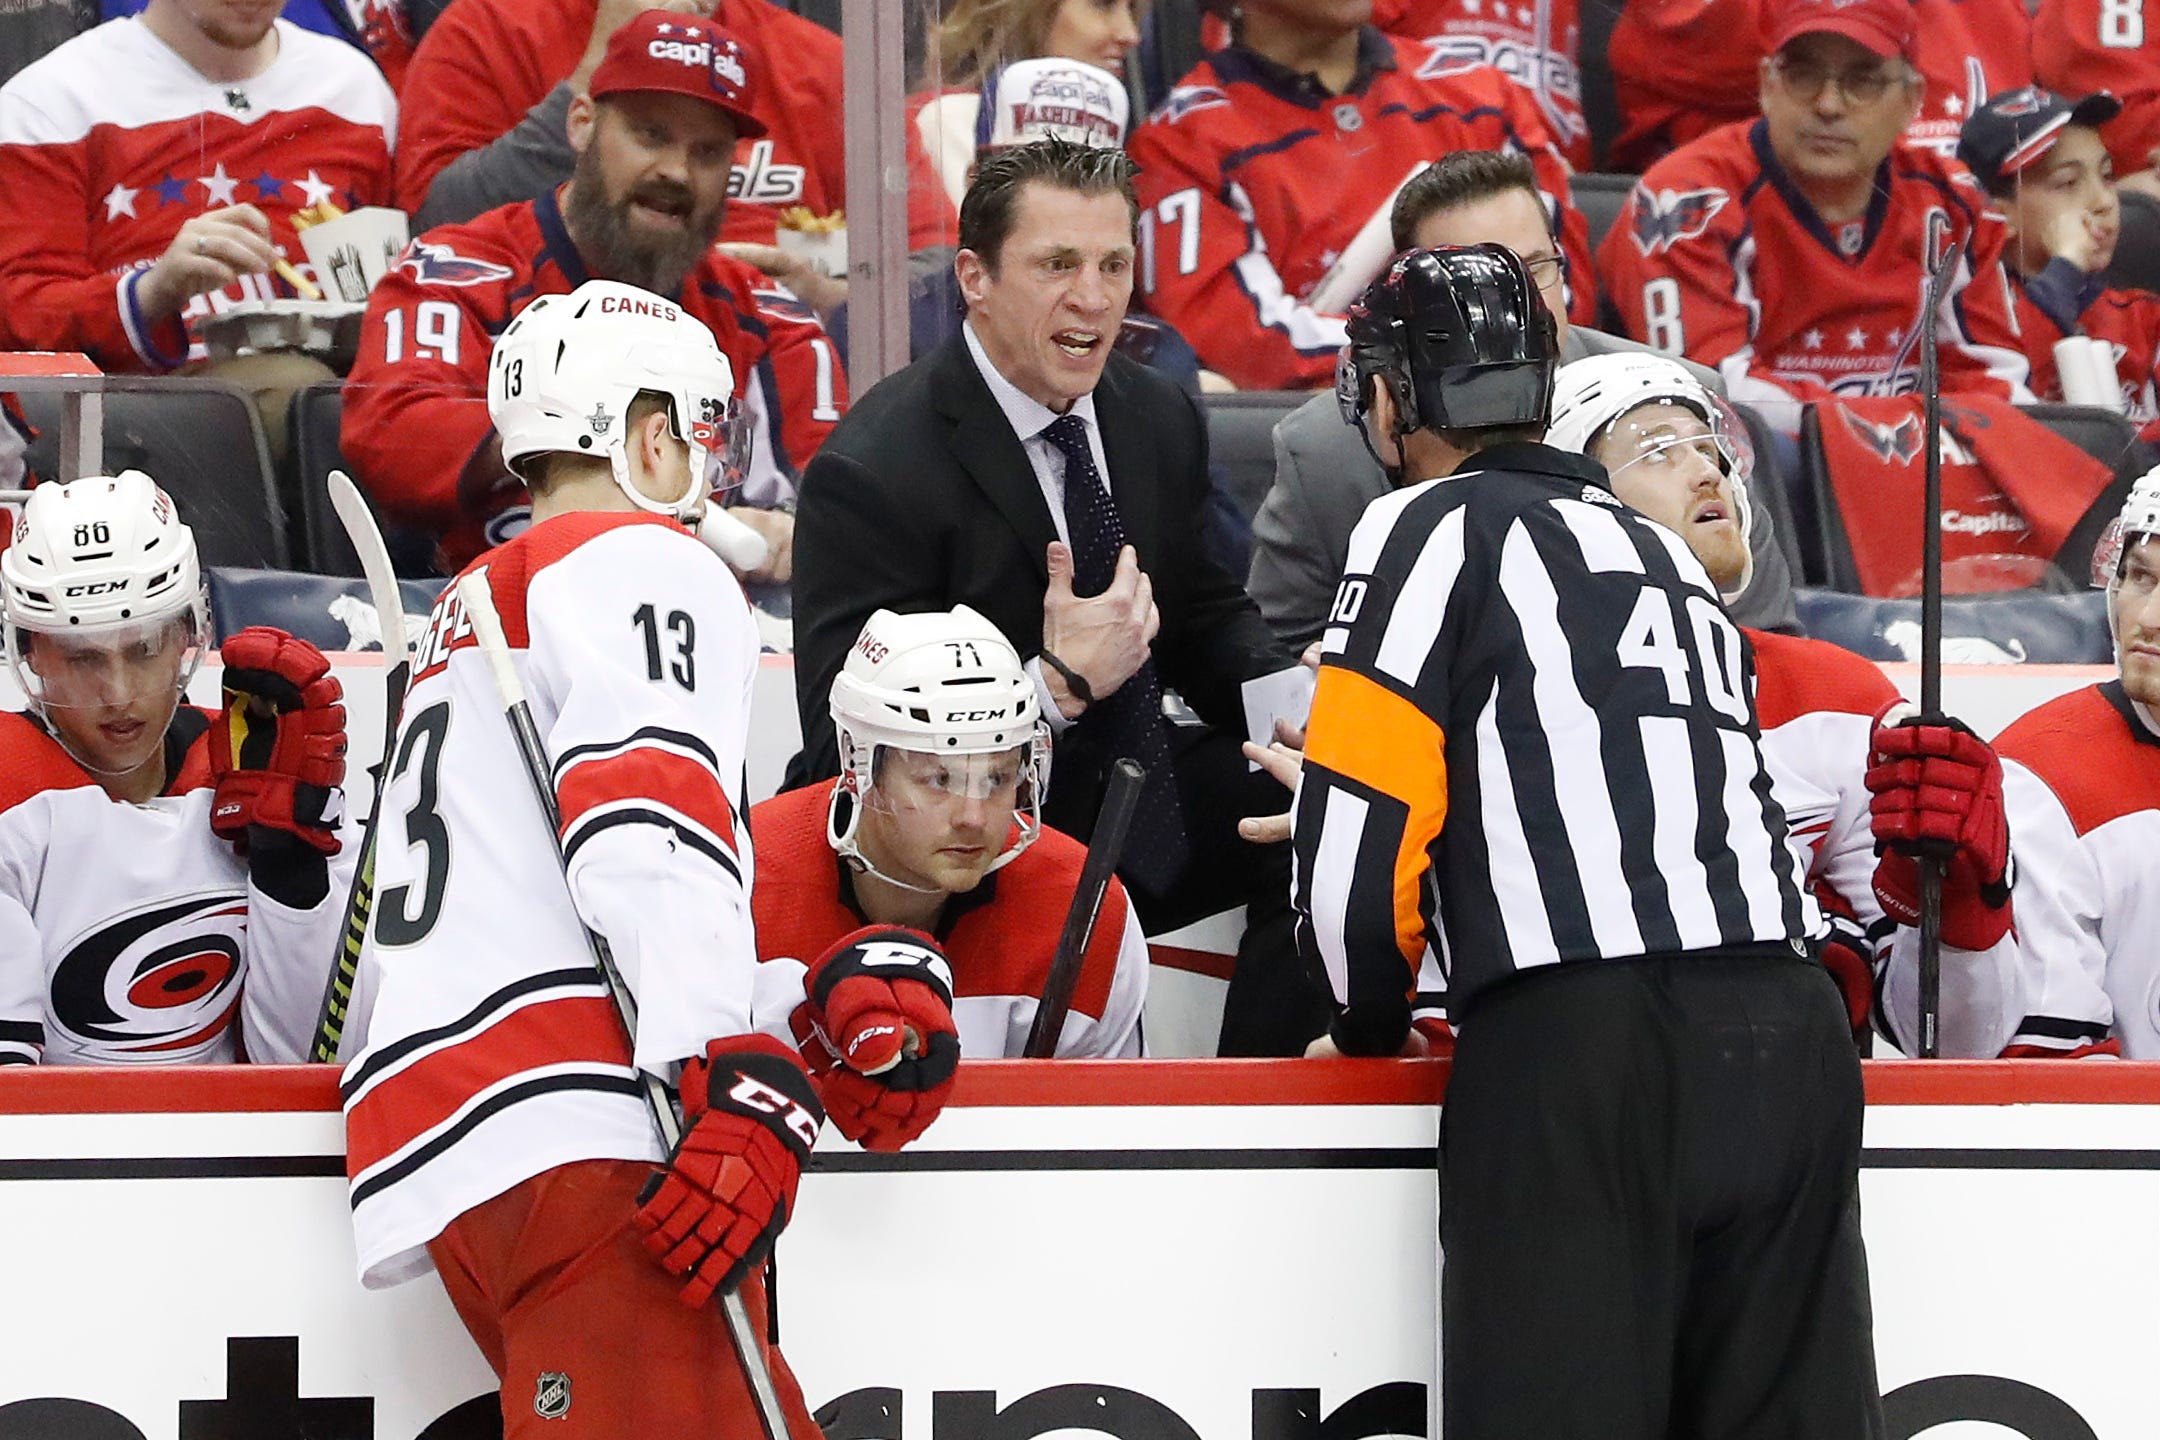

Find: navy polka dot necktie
1041;413;1189;887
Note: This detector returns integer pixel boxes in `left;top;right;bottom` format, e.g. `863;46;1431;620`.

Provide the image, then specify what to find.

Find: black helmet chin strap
1353;412;1408;489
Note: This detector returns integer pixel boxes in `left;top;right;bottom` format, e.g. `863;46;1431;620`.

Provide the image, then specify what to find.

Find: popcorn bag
297;205;412;302
775;206;846;280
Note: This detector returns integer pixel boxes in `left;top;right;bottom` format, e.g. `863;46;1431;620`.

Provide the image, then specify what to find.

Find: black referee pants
1439;949;1883;1440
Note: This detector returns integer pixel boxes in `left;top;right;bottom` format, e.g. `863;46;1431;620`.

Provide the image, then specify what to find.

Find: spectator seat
2106;190;2160;298
286;383;438;578
1202;390;1307;523
1569;172;1637;257
1793;586;2112;664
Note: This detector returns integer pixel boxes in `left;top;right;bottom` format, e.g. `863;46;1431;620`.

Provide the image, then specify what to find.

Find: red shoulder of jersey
945;824;1126;1017
1996;684;2160;835
1745;629;1900;729
0;710;95;813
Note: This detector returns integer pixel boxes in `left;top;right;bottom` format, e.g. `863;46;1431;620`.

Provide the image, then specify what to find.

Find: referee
1293;246;1883;1438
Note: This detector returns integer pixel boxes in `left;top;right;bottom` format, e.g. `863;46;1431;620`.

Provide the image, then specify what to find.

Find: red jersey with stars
2033;0;2160;179
1127;28;1594;391
0;17;395;372
1596;120;2033;430
1605;0;2032;170
1375;0;1587;169
341;188;846;570
394;0;843;245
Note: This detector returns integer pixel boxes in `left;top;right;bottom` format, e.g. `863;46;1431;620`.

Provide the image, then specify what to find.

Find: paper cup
2054;335;2124;413
297;207;412;303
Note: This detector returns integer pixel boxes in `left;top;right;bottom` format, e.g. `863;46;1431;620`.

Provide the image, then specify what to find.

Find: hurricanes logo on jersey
393;240;515;288
1629;186;1728;257
49;890;249;1058
1838;405;1925;465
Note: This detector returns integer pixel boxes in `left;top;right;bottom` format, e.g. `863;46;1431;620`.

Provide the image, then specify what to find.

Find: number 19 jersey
342;512;780;1290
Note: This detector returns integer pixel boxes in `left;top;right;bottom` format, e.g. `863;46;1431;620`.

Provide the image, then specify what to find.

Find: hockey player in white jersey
1873;471;2160;1057
340;280;913;1438
1546;354;1906;1042
0;472;350;1066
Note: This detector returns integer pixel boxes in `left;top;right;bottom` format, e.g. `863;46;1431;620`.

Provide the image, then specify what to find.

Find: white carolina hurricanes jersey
342;511;794;1290
0;709;350;1066
1884;682;2153;1058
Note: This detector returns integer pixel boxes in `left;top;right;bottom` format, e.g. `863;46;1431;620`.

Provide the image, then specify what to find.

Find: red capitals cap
1764;0;1918;62
588;10;767;139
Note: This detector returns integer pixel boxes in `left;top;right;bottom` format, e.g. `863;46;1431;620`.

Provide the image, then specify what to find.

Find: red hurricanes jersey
1597;120;2033;430
342;512;776;1288
1607;0;2032;170
2034;0;2160;178
749;781;1147;1059
1128;32;1594;391
0;708;350;1067
2011;278;2160;435
341;188;846;570
0;17;395;372
394;0;843;245
1375;0;1587;169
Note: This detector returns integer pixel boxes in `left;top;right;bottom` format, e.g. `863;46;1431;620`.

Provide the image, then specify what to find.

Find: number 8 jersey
1290;442;1816;1053
342;512;789;1290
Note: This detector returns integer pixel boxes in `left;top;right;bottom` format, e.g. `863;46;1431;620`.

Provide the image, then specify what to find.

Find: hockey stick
452;570;791;1440
308;471;412;1063
1915;244;1962;1059
1024;757;1146;1058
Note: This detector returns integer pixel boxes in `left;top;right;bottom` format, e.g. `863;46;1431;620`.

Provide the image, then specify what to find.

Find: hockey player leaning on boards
1872;471;2160;1058
340;281;950;1438
753;606;1148;1104
1293;245;1883;1437
0;473;351;1066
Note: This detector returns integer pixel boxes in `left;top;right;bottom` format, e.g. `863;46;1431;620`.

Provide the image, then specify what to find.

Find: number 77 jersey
340;511;779;1291
341;188;846;572
1290;442;1815;1050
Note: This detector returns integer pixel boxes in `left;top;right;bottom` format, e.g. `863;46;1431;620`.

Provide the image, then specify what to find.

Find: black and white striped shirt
1291;443;1815;1054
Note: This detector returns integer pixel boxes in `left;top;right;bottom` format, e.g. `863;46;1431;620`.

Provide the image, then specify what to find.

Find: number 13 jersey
342;512;787;1290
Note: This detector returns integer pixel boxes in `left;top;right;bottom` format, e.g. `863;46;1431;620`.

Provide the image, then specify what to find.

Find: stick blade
327;469;410;672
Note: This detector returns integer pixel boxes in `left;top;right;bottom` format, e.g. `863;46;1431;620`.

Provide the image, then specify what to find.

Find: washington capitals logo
1839;405;1925;465
1158;85;1229;123
393;240;515;288
1629;185;1729;257
1992;88;2049;117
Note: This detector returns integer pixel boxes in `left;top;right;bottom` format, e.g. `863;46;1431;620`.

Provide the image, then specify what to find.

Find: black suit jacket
790;334;1286;834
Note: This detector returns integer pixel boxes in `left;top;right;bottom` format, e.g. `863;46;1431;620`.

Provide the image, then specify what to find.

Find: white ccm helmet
828;606;1051;889
487;279;752;523
1;471;209;720
1547;352;1757;600
2095;465;2160;591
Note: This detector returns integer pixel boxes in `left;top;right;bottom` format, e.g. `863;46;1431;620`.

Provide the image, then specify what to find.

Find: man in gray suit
1250;152;1800;649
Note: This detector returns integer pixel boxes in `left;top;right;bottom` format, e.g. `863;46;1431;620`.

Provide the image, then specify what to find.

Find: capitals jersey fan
342;188;845;571
394;0;842;245
0;16;394;371
2034;0;2160;180
751;781;1147;1059
1606;0;2031;169
342;512;795;1288
1882;683;2148;1057
1598;121;2033;432
1376;0;1587;169
1290;445;1815;1050
0;710;349;1066
2010;270;2160;437
1127;32;1594;391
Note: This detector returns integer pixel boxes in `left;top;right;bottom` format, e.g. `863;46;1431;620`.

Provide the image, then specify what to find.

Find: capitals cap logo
649;21;750;102
1839;405;1925;465
393;239;514;288
1158;84;1229;123
1991;87;2050;118
1630;185;1729;257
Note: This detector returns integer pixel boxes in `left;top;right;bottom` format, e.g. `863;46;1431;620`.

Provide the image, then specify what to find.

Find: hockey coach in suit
788;137;1307;1050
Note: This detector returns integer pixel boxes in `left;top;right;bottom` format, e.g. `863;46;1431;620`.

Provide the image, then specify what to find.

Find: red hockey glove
209;627;347;856
790;927;961;1153
633;1034;824;1308
1817;910;1876;1040
1865;703;2013;951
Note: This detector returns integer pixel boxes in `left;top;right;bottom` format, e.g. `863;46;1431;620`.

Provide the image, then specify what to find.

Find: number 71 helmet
487;279;753;523
827;606;1050;888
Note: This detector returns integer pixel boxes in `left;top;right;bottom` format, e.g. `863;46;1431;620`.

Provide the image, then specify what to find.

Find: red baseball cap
588;10;767;139
1764;0;1918;63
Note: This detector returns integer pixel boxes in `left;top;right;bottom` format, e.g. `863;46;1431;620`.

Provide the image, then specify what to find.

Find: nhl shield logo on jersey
48;890;249;1059
1837;405;1925;465
534;1372;570;1420
393;239;515;288
1629;186;1729;257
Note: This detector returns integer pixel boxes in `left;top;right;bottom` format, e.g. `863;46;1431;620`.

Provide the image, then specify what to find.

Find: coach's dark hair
1390;151;1547;252
958;137;1140;272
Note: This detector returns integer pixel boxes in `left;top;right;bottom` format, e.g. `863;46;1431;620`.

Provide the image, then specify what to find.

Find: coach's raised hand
1038;542;1160;720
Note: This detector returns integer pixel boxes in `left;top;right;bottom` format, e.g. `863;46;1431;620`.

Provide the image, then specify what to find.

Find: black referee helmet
1336;243;1560;441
